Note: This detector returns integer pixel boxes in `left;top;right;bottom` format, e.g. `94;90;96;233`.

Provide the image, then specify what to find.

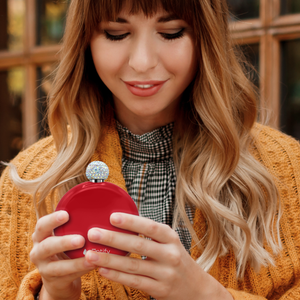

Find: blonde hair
9;0;280;278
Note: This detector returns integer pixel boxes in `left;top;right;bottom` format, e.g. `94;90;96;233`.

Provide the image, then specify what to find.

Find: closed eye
104;28;185;42
104;31;130;41
159;28;185;41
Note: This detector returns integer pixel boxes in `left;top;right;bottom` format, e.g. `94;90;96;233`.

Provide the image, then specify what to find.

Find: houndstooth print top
116;120;194;253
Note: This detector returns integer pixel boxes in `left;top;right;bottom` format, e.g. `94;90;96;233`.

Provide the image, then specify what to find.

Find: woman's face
90;6;197;134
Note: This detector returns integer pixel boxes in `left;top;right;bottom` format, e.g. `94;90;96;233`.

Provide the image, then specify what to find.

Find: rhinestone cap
86;161;109;182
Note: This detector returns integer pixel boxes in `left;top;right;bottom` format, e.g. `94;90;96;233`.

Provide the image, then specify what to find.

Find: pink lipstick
123;80;168;97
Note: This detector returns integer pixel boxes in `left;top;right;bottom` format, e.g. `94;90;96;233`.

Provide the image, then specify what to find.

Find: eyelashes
104;32;129;41
160;28;185;41
104;28;185;42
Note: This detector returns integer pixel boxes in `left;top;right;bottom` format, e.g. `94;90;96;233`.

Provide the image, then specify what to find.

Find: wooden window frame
0;0;59;147
231;0;300;129
0;0;300;147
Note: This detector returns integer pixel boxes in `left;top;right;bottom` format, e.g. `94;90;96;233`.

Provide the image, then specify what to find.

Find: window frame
0;0;59;147
231;0;300;128
0;0;300;147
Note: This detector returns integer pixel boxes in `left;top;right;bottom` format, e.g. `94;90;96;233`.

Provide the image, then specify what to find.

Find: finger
85;250;161;279
32;211;69;243
31;235;85;262
110;213;179;244
40;257;96;281
88;228;159;258
98;267;161;297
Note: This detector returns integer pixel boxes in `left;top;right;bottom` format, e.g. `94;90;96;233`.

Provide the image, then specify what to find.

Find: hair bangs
88;0;198;28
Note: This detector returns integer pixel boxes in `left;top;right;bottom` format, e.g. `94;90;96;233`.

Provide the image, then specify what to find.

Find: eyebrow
111;14;180;24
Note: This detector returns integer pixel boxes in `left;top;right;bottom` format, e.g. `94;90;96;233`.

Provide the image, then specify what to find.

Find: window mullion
272;0;281;21
270;36;280;129
261;33;280;129
24;64;37;147
25;0;36;52
23;0;38;147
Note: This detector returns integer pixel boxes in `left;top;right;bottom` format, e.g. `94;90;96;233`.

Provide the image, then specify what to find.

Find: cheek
90;40;126;82
162;40;197;81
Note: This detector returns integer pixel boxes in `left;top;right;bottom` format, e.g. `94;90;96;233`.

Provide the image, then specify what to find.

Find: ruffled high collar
116;120;174;163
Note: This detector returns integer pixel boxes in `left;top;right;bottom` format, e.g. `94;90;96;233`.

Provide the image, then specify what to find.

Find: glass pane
0;67;24;170
227;0;260;21
37;63;57;138
36;0;69;46
281;39;300;141
281;0;300;15
240;43;260;88
0;0;25;51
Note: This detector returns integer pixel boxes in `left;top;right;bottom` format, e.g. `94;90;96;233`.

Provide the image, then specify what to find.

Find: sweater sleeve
224;130;300;300
16;269;92;300
190;125;300;299
0;137;56;300
225;127;300;300
0;137;150;300
227;289;266;299
0;130;104;299
0;138;91;300
227;283;300;300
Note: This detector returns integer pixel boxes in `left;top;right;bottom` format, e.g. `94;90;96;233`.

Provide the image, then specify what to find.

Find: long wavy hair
9;0;281;277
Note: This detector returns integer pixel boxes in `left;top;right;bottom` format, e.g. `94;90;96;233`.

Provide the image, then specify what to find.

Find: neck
116;115;174;135
113;98;180;135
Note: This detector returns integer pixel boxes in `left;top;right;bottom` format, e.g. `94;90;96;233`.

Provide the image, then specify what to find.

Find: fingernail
87;251;99;262
71;236;82;247
84;260;95;268
90;229;101;240
57;211;67;222
100;267;109;274
111;213;122;224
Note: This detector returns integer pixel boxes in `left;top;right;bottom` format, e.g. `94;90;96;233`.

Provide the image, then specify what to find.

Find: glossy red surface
54;181;139;259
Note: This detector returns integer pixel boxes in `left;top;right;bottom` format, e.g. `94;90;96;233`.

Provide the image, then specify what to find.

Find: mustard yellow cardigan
0;119;300;300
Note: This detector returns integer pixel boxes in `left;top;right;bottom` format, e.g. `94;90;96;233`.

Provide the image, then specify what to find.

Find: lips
123;80;168;97
124;80;168;85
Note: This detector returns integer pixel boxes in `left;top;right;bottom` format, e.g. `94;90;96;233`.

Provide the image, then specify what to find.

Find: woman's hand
30;211;96;300
85;213;233;300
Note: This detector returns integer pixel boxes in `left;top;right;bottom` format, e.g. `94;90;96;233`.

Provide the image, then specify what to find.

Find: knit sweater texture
0;119;300;300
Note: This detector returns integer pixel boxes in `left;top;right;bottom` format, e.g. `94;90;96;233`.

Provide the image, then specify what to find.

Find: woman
1;0;300;299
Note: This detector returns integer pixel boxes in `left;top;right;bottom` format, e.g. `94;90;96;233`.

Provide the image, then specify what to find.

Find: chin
133;111;158;118
131;107;164;118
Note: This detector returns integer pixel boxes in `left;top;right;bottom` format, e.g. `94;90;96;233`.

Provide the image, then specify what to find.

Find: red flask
54;161;139;259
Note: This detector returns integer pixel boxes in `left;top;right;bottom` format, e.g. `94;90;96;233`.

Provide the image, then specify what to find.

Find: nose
128;34;158;73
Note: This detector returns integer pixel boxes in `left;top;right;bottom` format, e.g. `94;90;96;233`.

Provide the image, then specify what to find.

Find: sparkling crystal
86;161;109;181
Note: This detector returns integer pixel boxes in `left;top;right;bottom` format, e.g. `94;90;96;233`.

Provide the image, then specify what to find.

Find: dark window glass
239;43;260;88
227;0;260;21
281;0;300;15
0;67;24;172
237;43;260;120
36;0;69;46
281;39;300;140
37;64;57;138
0;0;25;51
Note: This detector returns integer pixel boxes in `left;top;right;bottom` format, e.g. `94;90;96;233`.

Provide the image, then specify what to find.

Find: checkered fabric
116;120;194;252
